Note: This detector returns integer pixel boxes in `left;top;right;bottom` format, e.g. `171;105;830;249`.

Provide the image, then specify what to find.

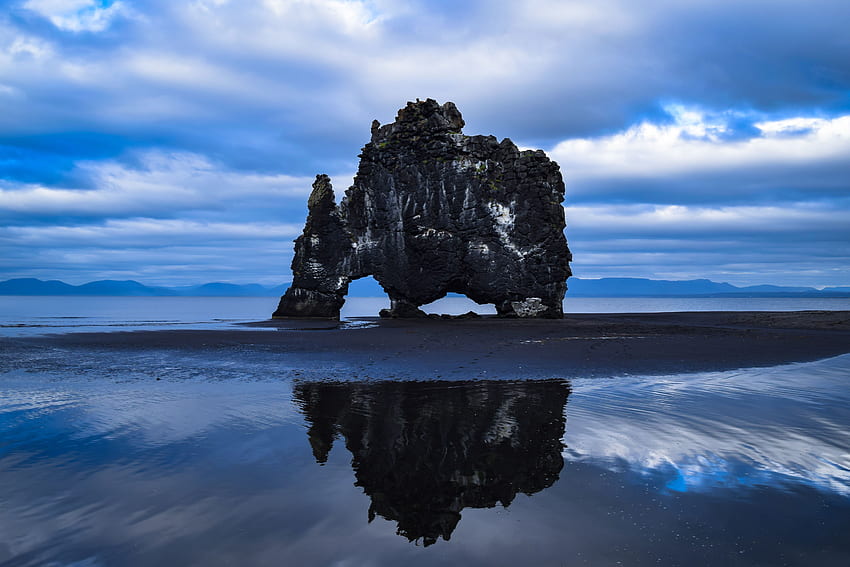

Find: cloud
4;0;849;168
22;0;129;32
565;203;850;238
552;109;850;204
563;202;850;284
0;230;300;286
2;218;302;247
542;105;850;285
0;150;317;221
0;151;321;285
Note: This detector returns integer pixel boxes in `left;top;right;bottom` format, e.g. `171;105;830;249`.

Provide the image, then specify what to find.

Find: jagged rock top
371;99;465;141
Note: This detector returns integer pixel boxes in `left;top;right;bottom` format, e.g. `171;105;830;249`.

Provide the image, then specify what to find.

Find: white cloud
0;222;301;285
3;218;302;246
262;0;382;34
516;0;637;33
8;35;54;59
754;116;831;135
124;53;290;105
551;109;850;183
565;203;850;235
23;0;128;32
0;151;316;217
173;0;384;63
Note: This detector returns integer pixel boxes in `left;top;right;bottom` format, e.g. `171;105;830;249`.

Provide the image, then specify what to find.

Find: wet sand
17;310;850;378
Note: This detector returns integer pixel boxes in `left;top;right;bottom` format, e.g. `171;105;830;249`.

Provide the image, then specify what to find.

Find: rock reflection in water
294;379;570;546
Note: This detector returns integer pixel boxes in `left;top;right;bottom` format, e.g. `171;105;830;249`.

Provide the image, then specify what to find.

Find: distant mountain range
564;278;850;297
0;279;288;297
2;277;849;298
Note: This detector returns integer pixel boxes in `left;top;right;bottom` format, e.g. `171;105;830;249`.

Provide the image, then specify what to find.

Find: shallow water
1;295;849;336
0;330;848;565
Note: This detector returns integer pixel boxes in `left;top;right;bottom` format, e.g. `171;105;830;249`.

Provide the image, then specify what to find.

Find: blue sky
1;0;848;287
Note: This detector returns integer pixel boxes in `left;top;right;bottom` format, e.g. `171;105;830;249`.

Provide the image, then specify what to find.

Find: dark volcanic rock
272;174;352;318
274;99;572;319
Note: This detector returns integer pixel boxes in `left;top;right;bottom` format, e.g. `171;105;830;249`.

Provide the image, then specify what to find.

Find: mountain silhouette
2;277;846;297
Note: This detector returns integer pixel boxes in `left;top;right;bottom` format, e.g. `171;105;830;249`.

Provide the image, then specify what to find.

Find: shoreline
8;310;850;379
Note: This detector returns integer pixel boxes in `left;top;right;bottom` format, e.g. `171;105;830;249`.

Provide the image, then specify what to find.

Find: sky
0;0;848;287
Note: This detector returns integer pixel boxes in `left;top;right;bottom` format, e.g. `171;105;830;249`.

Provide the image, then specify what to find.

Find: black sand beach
17;310;850;379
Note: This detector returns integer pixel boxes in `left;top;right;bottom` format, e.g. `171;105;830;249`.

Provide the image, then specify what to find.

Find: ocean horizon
1;295;849;337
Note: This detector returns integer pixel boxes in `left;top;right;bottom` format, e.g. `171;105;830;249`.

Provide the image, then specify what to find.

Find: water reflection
294;379;570;546
1;353;849;565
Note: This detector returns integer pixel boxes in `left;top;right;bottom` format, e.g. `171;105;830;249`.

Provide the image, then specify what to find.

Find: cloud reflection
563;355;850;495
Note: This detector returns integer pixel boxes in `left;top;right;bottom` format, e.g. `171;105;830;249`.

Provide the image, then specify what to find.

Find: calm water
0;297;849;565
1;295;848;336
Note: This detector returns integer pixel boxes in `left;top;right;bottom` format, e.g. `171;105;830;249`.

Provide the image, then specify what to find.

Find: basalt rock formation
294;379;570;546
274;99;572;319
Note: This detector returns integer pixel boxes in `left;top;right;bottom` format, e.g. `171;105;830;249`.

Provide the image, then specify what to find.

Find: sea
0;296;849;565
1;295;849;336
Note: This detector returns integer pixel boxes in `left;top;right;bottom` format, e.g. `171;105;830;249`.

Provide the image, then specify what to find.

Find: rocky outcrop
271;174;352;318
274;99;572;319
294;379;570;546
